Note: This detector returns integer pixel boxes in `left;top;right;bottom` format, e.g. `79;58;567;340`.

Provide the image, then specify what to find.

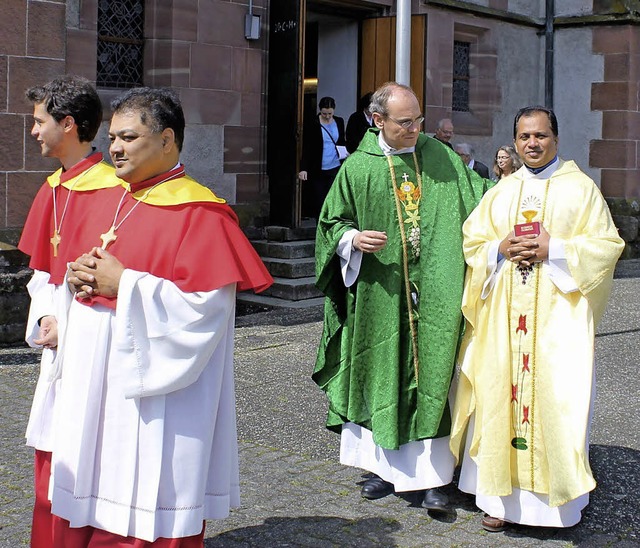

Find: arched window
96;0;144;88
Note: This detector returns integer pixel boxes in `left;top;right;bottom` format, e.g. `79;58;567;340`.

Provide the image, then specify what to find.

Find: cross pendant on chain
50;230;61;257
100;226;117;249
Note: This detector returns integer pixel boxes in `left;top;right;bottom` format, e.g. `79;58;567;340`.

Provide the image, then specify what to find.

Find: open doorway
266;1;385;227
300;10;359;219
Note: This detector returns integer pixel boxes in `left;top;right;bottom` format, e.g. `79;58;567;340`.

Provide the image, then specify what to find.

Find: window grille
96;0;144;88
452;41;470;112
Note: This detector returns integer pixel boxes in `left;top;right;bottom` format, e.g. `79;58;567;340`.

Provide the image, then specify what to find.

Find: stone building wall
1;0;271;239
590;25;640;199
1;0;66;242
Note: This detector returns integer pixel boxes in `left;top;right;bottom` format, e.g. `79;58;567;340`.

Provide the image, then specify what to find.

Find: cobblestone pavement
1;278;639;547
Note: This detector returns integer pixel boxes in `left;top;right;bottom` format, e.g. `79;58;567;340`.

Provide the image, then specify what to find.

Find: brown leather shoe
481;514;506;532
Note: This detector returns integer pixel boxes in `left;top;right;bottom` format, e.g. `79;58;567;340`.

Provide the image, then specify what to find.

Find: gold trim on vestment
387;152;422;382
506;176;551;492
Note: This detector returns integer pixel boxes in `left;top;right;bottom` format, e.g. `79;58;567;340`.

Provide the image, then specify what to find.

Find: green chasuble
313;129;492;450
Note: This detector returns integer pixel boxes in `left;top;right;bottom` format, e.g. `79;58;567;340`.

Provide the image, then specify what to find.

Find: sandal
481;514;506;532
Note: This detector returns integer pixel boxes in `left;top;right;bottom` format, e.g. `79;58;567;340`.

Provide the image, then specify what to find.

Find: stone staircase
238;224;324;310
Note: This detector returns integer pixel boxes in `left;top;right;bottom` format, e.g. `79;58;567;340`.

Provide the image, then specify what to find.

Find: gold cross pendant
50;230;61;257
100;226;117;249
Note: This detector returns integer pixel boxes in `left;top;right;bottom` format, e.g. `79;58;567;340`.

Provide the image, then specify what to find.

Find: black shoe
422;487;449;513
361;475;394;500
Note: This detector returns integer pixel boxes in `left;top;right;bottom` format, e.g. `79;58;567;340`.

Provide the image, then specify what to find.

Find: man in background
455;142;490;179
433;118;454;149
345;92;374;153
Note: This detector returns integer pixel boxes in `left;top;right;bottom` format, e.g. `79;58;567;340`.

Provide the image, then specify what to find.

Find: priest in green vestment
313;82;491;509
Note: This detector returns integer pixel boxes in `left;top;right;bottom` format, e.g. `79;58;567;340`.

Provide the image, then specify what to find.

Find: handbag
321;124;349;161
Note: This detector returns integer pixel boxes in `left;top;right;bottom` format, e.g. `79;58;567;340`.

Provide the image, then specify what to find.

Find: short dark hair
318;96;336;110
25;75;102;142
513;106;559;138
111;87;185;151
358;92;373;112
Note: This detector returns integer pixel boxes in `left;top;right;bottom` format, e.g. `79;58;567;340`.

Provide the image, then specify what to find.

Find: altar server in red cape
17;76;123;548
38;87;271;547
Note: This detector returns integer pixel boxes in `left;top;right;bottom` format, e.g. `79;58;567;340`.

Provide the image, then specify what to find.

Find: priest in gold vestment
450;106;624;531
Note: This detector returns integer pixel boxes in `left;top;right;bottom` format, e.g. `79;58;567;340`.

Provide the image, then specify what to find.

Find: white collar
521;157;560;180
378;133;416;156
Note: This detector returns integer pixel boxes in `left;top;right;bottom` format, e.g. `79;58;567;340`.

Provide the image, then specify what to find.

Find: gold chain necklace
387;152;422;381
99;171;183;249
50;162;99;257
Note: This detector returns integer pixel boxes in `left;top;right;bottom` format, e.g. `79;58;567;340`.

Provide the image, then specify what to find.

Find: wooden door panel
360;15;425;107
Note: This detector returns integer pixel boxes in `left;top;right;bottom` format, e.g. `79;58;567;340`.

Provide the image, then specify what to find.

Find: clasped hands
67;247;125;299
499;225;550;267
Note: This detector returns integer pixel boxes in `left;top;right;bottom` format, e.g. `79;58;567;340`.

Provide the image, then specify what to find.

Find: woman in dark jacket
298;96;346;219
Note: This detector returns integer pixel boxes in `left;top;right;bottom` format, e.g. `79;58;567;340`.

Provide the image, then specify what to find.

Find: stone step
252;239;315;259
262;257;316;279
237;292;324;309
265;225;317;242
262;276;322;301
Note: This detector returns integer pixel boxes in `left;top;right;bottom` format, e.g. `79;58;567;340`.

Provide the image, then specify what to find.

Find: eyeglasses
387;115;424;130
496;156;511;161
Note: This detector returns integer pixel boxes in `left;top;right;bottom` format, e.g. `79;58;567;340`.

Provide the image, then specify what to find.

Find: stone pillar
590;25;640;199
590;24;640;257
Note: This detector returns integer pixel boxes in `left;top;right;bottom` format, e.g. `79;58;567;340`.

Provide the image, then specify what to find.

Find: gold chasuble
450;160;624;507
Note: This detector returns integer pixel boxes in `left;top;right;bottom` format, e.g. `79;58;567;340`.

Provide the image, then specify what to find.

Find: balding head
435;118;454;143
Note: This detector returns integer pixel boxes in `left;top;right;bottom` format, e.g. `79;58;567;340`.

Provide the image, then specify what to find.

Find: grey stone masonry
608;197;640;259
0;245;31;347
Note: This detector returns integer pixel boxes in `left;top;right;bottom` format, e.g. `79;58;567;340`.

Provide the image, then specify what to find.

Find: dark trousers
311;166;340;220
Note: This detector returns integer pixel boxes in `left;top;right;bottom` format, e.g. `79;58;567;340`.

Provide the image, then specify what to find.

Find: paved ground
1;278;639;547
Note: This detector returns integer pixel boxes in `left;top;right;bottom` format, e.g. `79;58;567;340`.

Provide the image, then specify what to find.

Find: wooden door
360;15;425;107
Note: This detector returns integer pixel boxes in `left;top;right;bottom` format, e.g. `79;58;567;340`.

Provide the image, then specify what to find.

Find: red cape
18;154;121;273
87;189;273;308
22;170;272;309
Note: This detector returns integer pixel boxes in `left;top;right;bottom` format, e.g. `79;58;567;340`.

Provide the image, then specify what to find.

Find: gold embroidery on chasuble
387;153;422;381
507;179;550;492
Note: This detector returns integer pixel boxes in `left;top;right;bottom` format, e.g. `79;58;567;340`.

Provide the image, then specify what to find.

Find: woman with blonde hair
492;145;522;180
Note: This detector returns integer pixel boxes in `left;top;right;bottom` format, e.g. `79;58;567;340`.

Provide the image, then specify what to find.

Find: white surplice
50;269;240;542
24;270;73;452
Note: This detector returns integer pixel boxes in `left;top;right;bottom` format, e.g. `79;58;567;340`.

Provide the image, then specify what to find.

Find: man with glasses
434;118;454;149
313;82;491;512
